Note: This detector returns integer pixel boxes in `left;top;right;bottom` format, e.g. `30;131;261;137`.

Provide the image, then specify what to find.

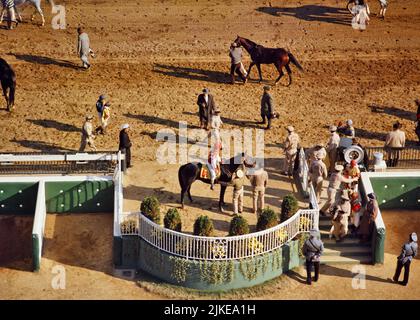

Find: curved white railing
120;208;317;260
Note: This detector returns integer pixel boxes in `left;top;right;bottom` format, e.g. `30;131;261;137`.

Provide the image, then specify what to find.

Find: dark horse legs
246;62;263;83
274;62;293;86
219;184;227;212
1;82;8;111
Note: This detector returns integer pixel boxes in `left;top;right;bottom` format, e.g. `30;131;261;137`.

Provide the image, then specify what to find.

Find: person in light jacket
77;27;95;69
393;233;418;286
302;230;324;285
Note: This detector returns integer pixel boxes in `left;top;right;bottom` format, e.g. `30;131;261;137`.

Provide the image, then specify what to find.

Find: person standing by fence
232;169;245;215
119;124;132;169
393;233;417;286
282;126;300;176
384;121;406;167
303;230;324;285
309;154;328;204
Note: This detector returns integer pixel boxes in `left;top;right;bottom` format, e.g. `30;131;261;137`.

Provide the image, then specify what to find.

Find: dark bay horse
0;58;16;111
234;36;304;86
178;154;253;212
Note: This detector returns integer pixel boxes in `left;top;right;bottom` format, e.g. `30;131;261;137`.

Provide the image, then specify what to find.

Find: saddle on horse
200;164;221;180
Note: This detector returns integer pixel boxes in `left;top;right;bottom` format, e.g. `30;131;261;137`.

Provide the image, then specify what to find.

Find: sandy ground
0;0;420;299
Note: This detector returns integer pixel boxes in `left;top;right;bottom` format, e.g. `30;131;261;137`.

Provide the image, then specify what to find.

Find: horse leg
274;63;285;85
0;8;5;23
180;187;186;209
1;83;8;111
187;186;193;203
15;6;22;22
247;62;255;80
256;64;263;83
219;185;227;213
37;5;45;26
285;64;293;87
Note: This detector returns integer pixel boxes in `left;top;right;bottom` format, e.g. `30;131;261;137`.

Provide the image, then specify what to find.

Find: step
322;237;371;247
323;246;371;256
320;255;372;265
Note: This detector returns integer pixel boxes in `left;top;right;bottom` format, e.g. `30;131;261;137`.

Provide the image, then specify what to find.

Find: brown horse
234;36;304;86
0;58;16;111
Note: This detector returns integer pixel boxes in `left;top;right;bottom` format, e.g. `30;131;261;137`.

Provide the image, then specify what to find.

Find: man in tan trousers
309;154;328;204
320;164;355;216
247;167;268;216
385;122;406;167
79;115;96;152
232;169;245;215
326;125;340;174
282;126;301;176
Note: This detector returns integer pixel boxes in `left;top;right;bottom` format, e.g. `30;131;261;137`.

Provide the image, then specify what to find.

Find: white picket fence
120;208;318;260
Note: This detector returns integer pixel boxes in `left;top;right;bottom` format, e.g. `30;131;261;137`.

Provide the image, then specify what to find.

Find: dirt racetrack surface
0;0;420;299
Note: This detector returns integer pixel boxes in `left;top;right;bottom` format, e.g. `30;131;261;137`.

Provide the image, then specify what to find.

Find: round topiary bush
140;196;161;224
256;207;279;231
164;208;182;232
281;194;299;222
193;215;214;237
228;214;249;236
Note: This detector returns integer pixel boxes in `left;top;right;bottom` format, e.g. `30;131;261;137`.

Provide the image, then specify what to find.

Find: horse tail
288;52;304;72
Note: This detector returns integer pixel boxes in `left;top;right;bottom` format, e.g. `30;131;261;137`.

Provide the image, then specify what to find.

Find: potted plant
164;208;182;232
228;214;249;236
140;196;161;224
193;215;214;237
280;194;298;222
256;207;278;231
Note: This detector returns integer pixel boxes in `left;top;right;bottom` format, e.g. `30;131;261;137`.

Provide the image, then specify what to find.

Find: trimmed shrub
140;196;161;224
256;207;279;231
281;194;299;222
193;215;214;237
228;215;249;236
164;208;182;232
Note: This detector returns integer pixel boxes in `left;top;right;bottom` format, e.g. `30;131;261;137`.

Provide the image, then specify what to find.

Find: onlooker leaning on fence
119;124;132;169
393;232;417;286
247;167;269;216
384;121;406;167
79;115;96;152
358;192;379;243
302;230;324;285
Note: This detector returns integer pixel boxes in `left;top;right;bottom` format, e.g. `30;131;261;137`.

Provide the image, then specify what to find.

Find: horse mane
239;36;258;48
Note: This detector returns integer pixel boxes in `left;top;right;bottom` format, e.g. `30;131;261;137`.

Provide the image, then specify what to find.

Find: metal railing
0;152;123;175
365;146;420;169
120;209;317;260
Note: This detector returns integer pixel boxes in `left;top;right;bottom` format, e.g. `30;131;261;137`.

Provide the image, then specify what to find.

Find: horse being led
0;0;55;26
0;58;16;111
178;153;254;212
234;36;304;86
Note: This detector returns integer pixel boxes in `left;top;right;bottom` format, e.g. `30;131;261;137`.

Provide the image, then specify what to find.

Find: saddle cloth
200;164;221;180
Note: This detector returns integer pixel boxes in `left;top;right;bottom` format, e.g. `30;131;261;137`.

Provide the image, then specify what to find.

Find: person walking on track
393;232;417;286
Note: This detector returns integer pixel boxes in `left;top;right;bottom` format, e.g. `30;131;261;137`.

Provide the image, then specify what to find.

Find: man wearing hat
96;94;108;122
229;42;247;84
320;164;355;216
338;119;355;138
197;88;218;130
326;125;340;174
119;124;132;169
309;153;328;203
260;86;276;130
77;27;95;69
79;115;96;152
282;126;300;176
384;121;406;167
358;193;378;243
302;230;324;285
393;232;418;286
329;191;351;241
231;169;246;215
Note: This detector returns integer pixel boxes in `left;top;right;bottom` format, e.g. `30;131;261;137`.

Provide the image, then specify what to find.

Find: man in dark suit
260;86;276;130
119;124;132;170
197;88;218;130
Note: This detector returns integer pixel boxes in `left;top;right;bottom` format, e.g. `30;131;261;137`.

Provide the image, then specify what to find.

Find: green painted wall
0;183;38;215
115;236;303;291
370;177;420;210
45;181;114;213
